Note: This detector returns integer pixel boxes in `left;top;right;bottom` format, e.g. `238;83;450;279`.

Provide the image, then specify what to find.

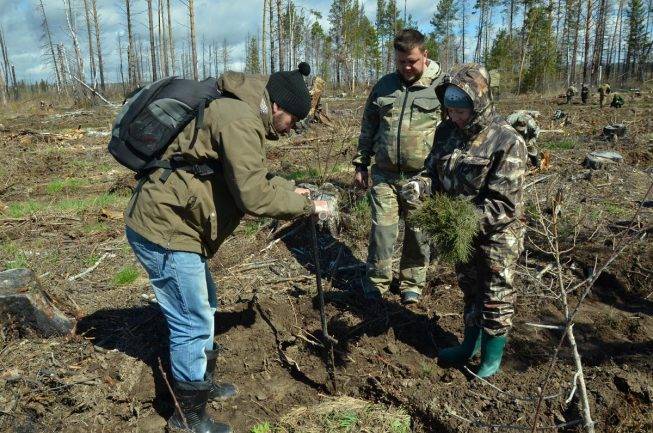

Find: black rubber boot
167;380;232;433
205;345;237;401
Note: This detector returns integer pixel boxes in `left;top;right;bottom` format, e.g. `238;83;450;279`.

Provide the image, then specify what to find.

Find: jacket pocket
376;96;395;118
457;156;492;192
411;97;439;127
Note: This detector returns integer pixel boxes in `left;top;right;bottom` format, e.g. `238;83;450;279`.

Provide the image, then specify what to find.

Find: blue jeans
126;227;217;382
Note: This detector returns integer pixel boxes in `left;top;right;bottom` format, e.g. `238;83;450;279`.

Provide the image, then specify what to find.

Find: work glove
300;182;340;235
400;176;431;206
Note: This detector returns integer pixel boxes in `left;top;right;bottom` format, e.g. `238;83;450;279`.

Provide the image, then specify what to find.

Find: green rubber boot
438;325;482;366
476;332;507;378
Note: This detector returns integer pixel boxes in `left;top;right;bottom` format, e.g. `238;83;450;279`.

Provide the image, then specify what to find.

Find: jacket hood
435;63;495;137
410;59;441;88
217;71;275;137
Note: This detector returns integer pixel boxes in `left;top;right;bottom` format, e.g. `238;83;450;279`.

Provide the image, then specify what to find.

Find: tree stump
0;269;76;337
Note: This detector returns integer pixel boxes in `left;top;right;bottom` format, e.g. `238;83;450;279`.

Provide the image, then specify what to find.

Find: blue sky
0;0;472;83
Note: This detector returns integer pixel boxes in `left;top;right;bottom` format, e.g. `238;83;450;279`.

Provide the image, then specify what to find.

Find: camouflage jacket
353;60;442;173
506;110;540;145
424;64;527;236
599;83;611;95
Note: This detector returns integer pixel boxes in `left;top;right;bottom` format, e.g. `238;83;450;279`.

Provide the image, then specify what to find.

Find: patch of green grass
287;167;319;181
602;202;630;218
542;139;575;150
54;193;129;214
419;362;436;378
45;178;88;194
390;417;411;433
242;219;263;237
1;242;29;269
82;221;111;234
349;196;372;240
5;193;128;219
249;423;272;433
113;266;139;286
6;200;44;218
326;410;359;431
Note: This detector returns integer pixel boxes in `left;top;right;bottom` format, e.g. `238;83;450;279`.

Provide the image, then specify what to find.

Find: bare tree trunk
262;0;268;74
159;0;169;76
582;0;592;82
91;0;105;91
202;37;206;79
82;0;97;86
188;0;199;80
269;0;276;73
57;44;69;89
571;0;582;82
10;65;17;100
276;0;284;70
118;34;126;94
38;0;63;93
0;28;10;92
125;0;137;87
0;69;6;106
146;0;158;81
65;0;86;90
590;0;607;84
167;0;175;75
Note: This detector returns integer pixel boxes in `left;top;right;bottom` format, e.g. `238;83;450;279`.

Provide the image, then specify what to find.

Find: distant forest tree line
0;0;651;105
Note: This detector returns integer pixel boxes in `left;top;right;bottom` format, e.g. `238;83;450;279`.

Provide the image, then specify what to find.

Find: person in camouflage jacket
352;29;442;305
417;64;526;378
506;110;541;168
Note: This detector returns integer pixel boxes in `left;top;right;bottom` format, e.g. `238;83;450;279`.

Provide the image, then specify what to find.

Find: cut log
0;268;76;337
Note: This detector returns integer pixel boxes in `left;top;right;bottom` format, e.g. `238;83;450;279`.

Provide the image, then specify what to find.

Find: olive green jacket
125;72;312;257
352;60;442;173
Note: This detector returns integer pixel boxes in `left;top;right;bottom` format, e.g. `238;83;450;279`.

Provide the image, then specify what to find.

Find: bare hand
354;170;369;189
294;187;311;196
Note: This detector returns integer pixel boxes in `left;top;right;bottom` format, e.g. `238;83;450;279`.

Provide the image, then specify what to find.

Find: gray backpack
108;77;222;180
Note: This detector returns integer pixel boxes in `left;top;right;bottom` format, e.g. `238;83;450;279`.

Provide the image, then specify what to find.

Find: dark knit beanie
266;62;311;119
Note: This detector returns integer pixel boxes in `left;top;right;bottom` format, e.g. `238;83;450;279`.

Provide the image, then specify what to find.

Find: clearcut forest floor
0;89;651;433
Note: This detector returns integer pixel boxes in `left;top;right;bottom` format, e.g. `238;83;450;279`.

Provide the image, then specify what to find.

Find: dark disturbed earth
0;88;651;433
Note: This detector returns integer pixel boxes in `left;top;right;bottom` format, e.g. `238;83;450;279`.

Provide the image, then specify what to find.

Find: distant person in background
599;83;611;108
352;29;443;306
610;93;624;108
565;84;577;104
581;83;589;104
507;110;541;168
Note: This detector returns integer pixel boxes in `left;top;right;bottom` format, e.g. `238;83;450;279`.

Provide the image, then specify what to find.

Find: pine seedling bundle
409;194;480;264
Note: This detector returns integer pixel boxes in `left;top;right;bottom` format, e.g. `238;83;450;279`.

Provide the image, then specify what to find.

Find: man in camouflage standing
507;110;541;168
599;83;611;108
565;84;577;104
352;29;442;305
580;83;589;104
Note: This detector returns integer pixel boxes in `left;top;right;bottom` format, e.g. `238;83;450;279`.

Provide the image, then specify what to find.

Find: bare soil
0;90;651;433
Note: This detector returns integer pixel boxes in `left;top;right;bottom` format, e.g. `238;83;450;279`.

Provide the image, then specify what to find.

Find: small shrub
542;139;575;150
287;167;319;181
113;266;139;286
409;194;480;264
250;423;272;433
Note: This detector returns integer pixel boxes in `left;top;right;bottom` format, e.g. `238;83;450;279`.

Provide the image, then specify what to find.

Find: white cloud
0;0;476;83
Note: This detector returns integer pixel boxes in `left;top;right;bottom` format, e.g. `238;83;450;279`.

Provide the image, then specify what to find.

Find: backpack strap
137;155;221;183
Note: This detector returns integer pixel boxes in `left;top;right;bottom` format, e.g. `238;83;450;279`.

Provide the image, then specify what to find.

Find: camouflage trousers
455;225;524;336
364;167;430;297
